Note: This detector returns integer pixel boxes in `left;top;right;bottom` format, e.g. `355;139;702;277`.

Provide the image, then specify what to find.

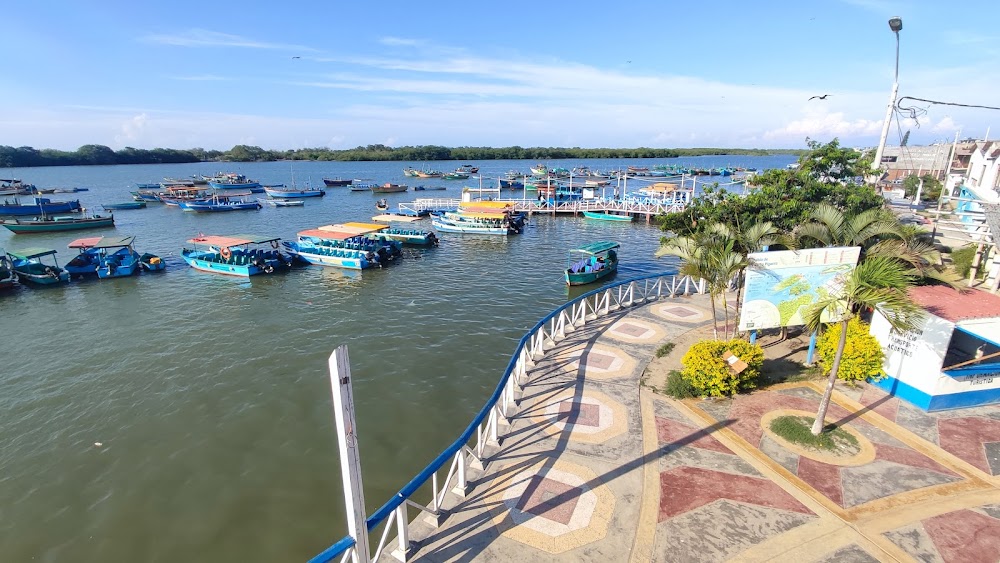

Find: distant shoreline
0;143;807;169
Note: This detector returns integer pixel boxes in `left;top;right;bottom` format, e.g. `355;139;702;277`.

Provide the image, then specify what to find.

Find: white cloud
114;113;149;145
378;37;424;47
140;29;315;51
931;116;960;132
763;112;883;142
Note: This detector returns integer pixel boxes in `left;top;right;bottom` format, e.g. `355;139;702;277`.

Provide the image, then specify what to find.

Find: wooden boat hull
565;265;617;286
371;184;408;193
1;215;115;233
12;263;70;285
181;250;286;277
380;229;439;246
582;211;633;222
0;198;82;216
322;178;353;187
178;201;262;212
207;181;261;190
432;217;508;235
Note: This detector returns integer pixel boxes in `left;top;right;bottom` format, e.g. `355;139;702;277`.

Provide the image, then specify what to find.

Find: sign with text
739;247;861;331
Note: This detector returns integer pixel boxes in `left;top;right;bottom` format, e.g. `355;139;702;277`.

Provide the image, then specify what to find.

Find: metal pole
805;330;818;366
328;345;371;563
872;30;901;174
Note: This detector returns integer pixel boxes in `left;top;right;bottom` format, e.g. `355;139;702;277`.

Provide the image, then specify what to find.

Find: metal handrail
311;271;704;562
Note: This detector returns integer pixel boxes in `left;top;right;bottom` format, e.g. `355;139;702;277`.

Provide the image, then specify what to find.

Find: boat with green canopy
565;241;620;286
6;248;70;286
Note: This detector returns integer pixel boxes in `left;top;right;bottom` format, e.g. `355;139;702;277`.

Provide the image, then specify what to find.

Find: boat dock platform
396;196;690;223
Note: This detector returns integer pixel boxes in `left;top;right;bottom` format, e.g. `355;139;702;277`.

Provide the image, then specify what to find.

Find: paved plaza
399;293;1000;562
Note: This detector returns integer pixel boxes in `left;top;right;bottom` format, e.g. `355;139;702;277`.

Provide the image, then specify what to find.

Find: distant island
0;143;807;168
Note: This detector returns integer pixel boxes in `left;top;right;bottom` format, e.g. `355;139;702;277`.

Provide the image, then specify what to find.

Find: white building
869;285;1000;410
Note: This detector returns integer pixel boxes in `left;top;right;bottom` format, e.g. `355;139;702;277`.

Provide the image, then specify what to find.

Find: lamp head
888;17;902;33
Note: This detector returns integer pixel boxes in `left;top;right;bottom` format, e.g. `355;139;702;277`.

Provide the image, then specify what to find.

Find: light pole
872;16;903;177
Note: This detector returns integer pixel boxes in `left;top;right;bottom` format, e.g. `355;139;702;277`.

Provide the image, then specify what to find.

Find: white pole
328;346;371;563
872;81;899;174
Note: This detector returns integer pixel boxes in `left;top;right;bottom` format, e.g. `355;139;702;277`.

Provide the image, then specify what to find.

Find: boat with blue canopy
565;241;620;286
181;235;292;277
65;235;149;279
0;196;82;216
178;193;262;212
6;248;70;286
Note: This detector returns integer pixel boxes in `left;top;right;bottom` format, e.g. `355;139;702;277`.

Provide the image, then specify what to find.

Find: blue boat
6;248;70;286
263;185;326;198
0;196;82;216
65;235;144;279
206;173;262;190
178;193;262;212
181;235;292;277
284;224;401;270
140;253;166;272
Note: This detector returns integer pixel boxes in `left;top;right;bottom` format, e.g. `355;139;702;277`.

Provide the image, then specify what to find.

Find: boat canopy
92;236;136;249
68;236;104;249
571;241;621;255
327;222;388;235
461;201;512;210
456;211;507;220
371;214;421;223
187;234;280;248
8;247;58;259
298;229;353;241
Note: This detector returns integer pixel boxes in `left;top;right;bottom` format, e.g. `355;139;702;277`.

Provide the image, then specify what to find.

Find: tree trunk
721;290;731;339
709;293;719;339
811;318;849;436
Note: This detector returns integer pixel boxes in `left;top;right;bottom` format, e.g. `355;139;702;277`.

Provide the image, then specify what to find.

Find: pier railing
311;271;707;563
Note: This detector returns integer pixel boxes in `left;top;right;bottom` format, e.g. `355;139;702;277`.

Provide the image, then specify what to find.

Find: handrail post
453;448;469;497
328;346;371;563
390;505;410;562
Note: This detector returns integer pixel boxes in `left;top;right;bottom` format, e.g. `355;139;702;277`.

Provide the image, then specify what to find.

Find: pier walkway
396;196;689;222
378;292;1000;562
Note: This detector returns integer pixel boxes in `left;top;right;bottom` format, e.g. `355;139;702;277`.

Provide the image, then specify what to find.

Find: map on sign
738;247;861;331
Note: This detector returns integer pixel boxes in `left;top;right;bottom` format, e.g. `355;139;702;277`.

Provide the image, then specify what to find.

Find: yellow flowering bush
680;339;764;397
816;318;885;383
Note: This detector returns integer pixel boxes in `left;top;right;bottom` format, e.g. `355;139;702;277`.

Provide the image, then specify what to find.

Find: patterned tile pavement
399;293;1000;563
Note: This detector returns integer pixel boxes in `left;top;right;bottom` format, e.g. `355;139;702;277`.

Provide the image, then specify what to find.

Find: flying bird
808;94;830;101
292;56;301;59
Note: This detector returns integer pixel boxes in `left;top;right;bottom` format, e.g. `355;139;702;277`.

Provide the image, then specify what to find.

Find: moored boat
102;201;147;210
322;178;353;187
0;212;115;234
178;193;262;212
139;253;166;272
432;203;526;235
206;173;262;190
65;235;144;279
259;198;305;207
565;241;619;286
582;210;633;222
442;172;469;180
0;252;15;290
263;185;325;198
371;183;408;193
7;248;70;286
181;235;292;277
350;183;377;192
283;225;401;270
0;196;82;216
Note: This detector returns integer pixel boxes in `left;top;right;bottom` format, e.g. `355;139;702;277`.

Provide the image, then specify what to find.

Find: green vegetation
816;318;885;384
655;342;676;358
664;369;697;399
0;143;805;168
902;173;943;202
770;415;859;452
950;244;977;278
680;339;765;397
659;139;885;236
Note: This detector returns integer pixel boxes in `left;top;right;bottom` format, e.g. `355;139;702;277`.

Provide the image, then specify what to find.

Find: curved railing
311;271;707;562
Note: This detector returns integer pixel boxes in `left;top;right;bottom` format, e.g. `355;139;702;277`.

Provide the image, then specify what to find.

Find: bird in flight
292;56;301;59
808;94;830;101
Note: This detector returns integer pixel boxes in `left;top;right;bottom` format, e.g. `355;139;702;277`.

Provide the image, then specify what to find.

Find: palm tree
709;220;785;330
657;229;735;338
803;256;923;435
795;202;902;251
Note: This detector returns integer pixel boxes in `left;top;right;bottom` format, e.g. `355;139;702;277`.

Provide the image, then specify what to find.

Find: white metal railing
311;272;708;563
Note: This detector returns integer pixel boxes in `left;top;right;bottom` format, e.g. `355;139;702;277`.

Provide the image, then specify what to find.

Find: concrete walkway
400;293;1000;562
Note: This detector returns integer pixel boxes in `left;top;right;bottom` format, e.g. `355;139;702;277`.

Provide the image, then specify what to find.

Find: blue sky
1;0;996;151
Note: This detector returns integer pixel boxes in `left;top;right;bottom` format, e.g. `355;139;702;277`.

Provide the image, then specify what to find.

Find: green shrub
816;318;885;383
950;244;977;278
680;339;764;397
655;342;676;358
664;370;696;398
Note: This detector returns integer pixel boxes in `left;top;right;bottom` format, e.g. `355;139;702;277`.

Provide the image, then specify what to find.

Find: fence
311;271;708;563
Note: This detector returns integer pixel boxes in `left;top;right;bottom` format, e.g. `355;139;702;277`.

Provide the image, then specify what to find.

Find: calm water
0;155;794;562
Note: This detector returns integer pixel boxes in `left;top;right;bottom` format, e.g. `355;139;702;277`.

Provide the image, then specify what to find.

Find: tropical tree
803;256;922;435
657;229;734;338
795;202;902;251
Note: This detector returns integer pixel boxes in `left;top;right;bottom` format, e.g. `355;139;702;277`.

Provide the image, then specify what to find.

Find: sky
0;0;997;152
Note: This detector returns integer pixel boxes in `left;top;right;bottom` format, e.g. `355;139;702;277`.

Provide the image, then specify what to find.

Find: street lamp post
872;17;903;176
